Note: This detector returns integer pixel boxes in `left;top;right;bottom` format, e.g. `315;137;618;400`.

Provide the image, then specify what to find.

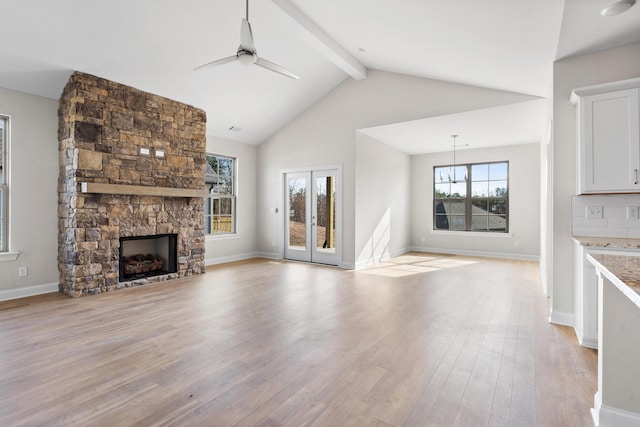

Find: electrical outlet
629;206;639;220
18;266;28;277
586;206;603;219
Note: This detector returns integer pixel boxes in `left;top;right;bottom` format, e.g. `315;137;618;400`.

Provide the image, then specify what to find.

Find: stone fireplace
58;72;207;297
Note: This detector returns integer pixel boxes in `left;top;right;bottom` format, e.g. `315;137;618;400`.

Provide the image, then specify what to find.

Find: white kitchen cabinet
572;78;640;194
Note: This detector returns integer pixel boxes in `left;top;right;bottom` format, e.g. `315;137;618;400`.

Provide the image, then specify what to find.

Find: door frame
280;164;343;266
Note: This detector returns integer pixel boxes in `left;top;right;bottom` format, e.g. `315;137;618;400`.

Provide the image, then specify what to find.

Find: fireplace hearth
119;234;177;282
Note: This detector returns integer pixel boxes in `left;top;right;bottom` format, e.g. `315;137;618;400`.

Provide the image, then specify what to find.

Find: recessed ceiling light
228;126;242;132
601;0;636;16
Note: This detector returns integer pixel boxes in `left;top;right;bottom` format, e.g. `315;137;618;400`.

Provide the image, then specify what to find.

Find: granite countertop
587;253;640;308
573;236;640;249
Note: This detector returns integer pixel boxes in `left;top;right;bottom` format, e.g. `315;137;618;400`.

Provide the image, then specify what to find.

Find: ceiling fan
194;0;300;79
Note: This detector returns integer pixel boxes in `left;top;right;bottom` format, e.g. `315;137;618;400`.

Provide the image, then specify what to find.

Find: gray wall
355;132;411;268
0;87;59;299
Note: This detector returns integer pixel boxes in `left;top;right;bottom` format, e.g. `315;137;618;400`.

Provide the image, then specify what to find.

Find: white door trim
280;165;342;266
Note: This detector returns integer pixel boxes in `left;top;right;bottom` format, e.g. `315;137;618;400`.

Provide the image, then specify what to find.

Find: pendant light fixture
448;134;468;184
451;135;459;183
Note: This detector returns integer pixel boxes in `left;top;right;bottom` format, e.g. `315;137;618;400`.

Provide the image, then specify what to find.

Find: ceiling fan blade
240;18;255;52
255;57;300;80
193;55;237;72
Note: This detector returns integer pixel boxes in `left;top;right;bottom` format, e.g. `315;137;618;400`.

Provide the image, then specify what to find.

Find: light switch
586;206;603;219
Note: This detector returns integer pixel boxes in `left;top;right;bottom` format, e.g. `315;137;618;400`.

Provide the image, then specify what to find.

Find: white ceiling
359;99;550;155
0;0;639;154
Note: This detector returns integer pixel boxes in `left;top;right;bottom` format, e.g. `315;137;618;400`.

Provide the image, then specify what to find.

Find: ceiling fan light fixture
600;0;636;16
237;51;257;65
193;0;298;79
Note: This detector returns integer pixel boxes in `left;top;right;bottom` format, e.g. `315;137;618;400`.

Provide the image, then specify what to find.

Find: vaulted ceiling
0;0;639;153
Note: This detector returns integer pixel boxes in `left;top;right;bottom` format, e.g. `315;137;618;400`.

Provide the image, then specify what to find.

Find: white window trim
0;251;20;261
206;233;241;241
0;115;10;255
205;153;237;236
0;185;7;253
433;160;509;233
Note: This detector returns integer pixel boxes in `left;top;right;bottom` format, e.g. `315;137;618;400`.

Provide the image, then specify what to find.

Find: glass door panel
288;176;307;250
314;175;336;255
285;173;311;262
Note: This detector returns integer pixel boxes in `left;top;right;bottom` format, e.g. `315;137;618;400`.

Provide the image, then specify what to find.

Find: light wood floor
0;253;597;426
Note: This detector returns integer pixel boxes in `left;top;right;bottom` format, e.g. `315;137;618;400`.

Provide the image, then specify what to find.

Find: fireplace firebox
119;234;178;282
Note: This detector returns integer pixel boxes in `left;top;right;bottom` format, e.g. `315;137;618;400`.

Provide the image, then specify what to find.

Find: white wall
0;87;59;299
205;135;258;265
550;42;640;324
540;116;553;297
411;143;541;259
355;132;411;268
257;70;536;266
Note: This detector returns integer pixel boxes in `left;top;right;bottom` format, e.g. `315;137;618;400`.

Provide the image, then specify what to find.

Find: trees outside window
205;154;235;235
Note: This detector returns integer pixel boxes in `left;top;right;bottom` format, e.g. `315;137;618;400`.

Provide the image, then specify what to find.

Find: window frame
205;153;236;236
0;115;8;252
433;160;509;233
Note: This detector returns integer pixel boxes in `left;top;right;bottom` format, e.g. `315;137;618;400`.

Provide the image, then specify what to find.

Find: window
205;154;235;235
434;161;508;232
0;116;7;251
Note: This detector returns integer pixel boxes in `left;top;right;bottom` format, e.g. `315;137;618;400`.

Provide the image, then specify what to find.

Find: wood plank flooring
0;253;597;426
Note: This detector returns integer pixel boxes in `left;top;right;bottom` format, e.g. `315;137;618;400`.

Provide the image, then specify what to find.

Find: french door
284;168;340;266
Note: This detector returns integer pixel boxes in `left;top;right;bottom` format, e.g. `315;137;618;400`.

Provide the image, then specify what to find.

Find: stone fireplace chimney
58;72;207;297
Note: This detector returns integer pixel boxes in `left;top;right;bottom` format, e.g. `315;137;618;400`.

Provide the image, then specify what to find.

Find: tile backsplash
572;194;640;238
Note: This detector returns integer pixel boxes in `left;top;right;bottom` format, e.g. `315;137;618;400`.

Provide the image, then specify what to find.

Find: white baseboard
254;251;281;260
593;391;602;426
0;282;59;302
340;261;355;269
549;309;575;327
204;252;259;266
593;392;640;426
580;337;599;350
408;246;540;262
573;327;598;349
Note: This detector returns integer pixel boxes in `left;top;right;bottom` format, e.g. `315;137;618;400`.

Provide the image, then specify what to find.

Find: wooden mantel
80;182;209;198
